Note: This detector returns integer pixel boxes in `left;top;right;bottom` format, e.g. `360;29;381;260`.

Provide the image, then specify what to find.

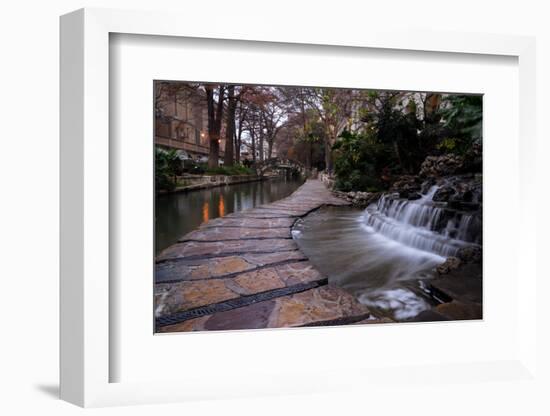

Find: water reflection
202;201;209;223
155;177;304;254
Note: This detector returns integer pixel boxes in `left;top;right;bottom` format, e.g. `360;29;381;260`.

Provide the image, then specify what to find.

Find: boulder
448;200;480;211
390;175;421;193
351;191;381;207
420;178;436;194
419;154;464;178
432;174;482;206
460;140;483;174
432;186;455;202
456;246;482;264
436;256;462;275
406;192;422;200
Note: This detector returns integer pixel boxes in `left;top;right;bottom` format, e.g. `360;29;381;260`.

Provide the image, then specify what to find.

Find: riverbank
154;180;386;332
158;173;266;194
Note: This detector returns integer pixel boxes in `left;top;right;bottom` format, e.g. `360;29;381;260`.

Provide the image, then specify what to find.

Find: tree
248;108;258;165
302;88;354;173
277;108;326;170
260;92;285;159
234;98;248;164
332;130;387;192
276;87;320;170
223;85;236;166
205;85;225;168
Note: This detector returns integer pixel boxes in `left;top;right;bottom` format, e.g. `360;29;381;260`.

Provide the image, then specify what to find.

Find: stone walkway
155;179;377;332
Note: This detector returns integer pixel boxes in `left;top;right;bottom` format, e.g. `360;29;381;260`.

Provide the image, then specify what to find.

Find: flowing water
156;176;304;254
293;185;481;320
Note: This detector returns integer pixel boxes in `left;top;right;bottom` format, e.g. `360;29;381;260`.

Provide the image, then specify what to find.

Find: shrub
206;164;254;176
182;160;206;174
155;148;183;191
332;130;388;192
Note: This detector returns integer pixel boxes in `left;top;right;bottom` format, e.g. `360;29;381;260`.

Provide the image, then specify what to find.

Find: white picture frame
60;7;539;408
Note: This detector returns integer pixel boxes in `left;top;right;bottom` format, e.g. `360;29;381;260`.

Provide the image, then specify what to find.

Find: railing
256;157;304;170
155;135;224;157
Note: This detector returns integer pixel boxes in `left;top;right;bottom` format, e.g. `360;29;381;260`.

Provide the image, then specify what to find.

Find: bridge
255;157;305;176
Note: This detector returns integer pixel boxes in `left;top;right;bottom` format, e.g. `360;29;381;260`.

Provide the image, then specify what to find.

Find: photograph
153;81;483;333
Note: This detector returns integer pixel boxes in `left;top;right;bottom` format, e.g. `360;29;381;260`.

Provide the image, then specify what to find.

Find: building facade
155;83;225;161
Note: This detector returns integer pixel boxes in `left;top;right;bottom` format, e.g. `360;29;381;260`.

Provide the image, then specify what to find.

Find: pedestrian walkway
155;179;376;332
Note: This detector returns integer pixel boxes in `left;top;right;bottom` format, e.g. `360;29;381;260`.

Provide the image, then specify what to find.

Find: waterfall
362;186;480;257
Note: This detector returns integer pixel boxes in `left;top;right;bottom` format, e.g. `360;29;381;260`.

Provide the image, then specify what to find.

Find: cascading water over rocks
362;181;481;258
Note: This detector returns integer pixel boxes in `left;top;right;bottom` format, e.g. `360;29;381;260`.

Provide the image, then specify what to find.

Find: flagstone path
155;179;379;332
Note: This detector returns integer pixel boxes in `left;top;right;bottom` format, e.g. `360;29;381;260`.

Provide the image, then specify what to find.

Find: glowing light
218;196;226;217
202;202;209;223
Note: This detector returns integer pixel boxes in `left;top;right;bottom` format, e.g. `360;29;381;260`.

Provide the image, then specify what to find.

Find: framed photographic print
60;7;539;408
153;80;483;334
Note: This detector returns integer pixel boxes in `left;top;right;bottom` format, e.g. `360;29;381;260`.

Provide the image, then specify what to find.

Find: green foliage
294;114;327;170
156;147;254;192
376;100;423;173
332;130;388;192
437;137;458;153
182;160;206;174
440;95;482;146
155;147;183;192
435;95;482;156
329;93;483;193
206;164;254;176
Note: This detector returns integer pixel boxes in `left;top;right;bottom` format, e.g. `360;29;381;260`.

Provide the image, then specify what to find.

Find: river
155;176;305;254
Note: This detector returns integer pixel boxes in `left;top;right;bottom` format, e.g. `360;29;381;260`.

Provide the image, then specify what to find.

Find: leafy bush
439;95;482;155
182;160;206;174
332;130;389;192
155;148;183;191
206;164;254;176
441;95;482;139
437;137;459;153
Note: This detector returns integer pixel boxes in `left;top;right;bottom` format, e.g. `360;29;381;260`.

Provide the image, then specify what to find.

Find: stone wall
167;174;264;193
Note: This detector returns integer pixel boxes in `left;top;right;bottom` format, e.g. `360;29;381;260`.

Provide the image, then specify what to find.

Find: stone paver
155;251;309;283
202;217;296;229
180;226;291;242
155;179;373;332
157;238;298;261
158;285;370;332
270;285;370;327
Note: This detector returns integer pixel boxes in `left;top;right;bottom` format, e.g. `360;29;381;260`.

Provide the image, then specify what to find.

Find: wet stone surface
158;285;371;332
156;238;299;262
202;217;296;229
180;226;291;242
155;180;375;332
155;251;308;283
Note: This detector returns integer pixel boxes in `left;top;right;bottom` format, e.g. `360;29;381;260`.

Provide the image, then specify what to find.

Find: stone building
155;83;225;161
